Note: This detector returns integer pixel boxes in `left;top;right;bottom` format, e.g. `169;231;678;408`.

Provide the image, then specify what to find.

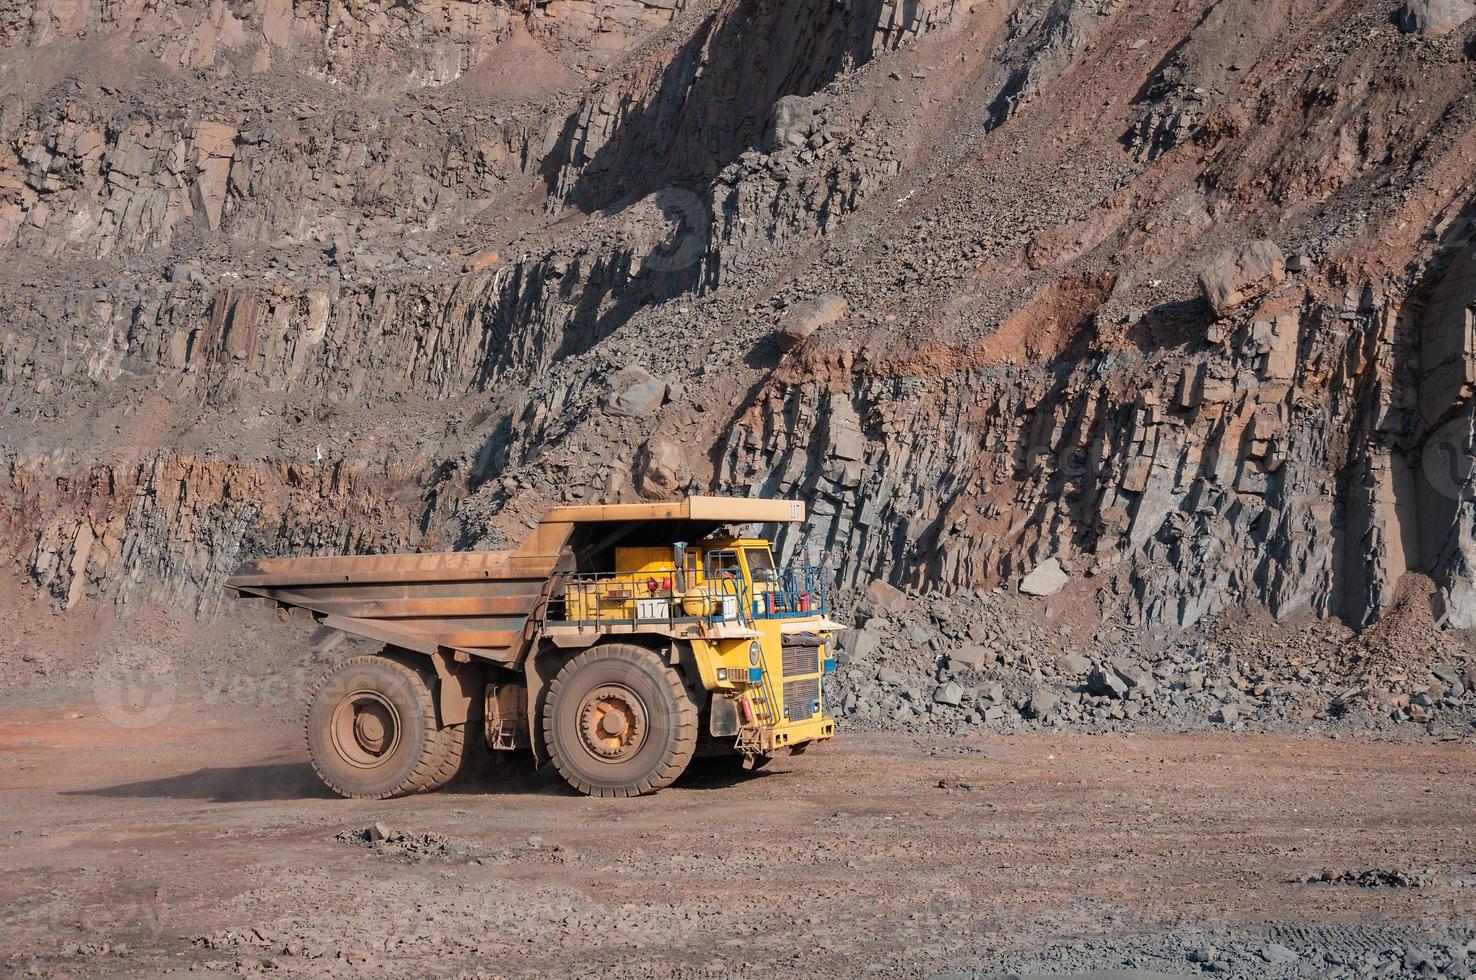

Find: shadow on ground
62;762;335;802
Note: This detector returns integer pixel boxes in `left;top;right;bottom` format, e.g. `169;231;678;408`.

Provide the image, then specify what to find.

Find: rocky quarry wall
2;0;1476;685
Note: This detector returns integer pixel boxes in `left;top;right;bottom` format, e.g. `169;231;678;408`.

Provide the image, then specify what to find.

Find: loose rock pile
972;921;1476;979
828;579;1476;735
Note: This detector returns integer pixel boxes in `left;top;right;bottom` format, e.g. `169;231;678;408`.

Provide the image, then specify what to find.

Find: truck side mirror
672;541;688;593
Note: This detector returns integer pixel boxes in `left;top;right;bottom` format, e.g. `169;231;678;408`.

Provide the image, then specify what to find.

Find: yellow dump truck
225;497;842;798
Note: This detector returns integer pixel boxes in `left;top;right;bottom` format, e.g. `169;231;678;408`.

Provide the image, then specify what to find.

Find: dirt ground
4;694;1474;979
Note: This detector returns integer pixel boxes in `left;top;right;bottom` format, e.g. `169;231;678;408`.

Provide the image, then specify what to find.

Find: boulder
1057;653;1092;675
1199;240;1286;318
776;294;849;351
1432;664;1464;687
1212;704;1240;725
1395;0;1474;34
1089;664;1129;699
1114;662;1156;697
463;249;501;273
948;644;995;671
605;366;668;417
862;579;913;617
933;681;965;707
844;628;881;661
1025;686;1059;721
1019;557;1068;597
766;94;820;152
901;623;930;645
633;437;684;499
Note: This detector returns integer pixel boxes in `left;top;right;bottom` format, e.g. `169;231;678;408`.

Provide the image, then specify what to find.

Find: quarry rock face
2;0;1475;660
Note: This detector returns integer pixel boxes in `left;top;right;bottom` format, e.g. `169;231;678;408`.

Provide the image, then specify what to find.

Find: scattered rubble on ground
1308;867;1437;889
333;823;484;862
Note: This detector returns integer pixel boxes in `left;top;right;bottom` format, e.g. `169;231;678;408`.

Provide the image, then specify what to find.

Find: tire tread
305;653;460;800
542;644;697;798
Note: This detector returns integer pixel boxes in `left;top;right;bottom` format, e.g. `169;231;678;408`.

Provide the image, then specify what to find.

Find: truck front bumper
757;714;836;752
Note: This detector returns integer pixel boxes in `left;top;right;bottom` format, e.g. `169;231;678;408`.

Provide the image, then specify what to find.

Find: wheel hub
578;686;647;762
330;691;401;769
353;706;388;752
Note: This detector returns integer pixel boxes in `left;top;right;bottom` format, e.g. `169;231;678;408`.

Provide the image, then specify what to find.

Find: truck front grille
784;677;820;721
781;646;819;677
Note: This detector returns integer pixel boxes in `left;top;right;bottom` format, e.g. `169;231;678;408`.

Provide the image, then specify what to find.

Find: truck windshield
706;550;742;580
744;548;775;578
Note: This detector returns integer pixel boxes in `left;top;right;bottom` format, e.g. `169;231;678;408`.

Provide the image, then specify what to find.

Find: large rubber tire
305;654;460;800
417;718;472;793
542;644;697;798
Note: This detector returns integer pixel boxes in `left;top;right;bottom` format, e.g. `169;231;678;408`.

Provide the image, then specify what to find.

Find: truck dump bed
226;497;806;663
225;550;564;663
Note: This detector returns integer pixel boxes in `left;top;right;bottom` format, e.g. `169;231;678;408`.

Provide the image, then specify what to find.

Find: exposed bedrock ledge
2;450;429;616
720;259;1476;632
4;0;687;91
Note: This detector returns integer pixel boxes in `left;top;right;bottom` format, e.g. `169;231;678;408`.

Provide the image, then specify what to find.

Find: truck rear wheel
543;644;697;797
305;654;460;800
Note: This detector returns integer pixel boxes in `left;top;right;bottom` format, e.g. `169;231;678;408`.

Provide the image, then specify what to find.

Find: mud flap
709;692;739;737
524;649;564;767
427;651;485;727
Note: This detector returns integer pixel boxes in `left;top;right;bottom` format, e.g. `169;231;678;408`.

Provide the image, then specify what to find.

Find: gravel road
4;697;1474;978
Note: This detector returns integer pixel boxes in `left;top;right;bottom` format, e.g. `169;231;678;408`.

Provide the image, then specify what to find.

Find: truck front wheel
305;654;462;799
543;644;697;797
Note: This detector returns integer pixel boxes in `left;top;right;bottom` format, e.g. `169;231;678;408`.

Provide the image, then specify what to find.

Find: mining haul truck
225;497;843;798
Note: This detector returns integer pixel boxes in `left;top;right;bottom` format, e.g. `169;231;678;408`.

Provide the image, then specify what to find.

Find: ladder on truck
737;665;782;757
